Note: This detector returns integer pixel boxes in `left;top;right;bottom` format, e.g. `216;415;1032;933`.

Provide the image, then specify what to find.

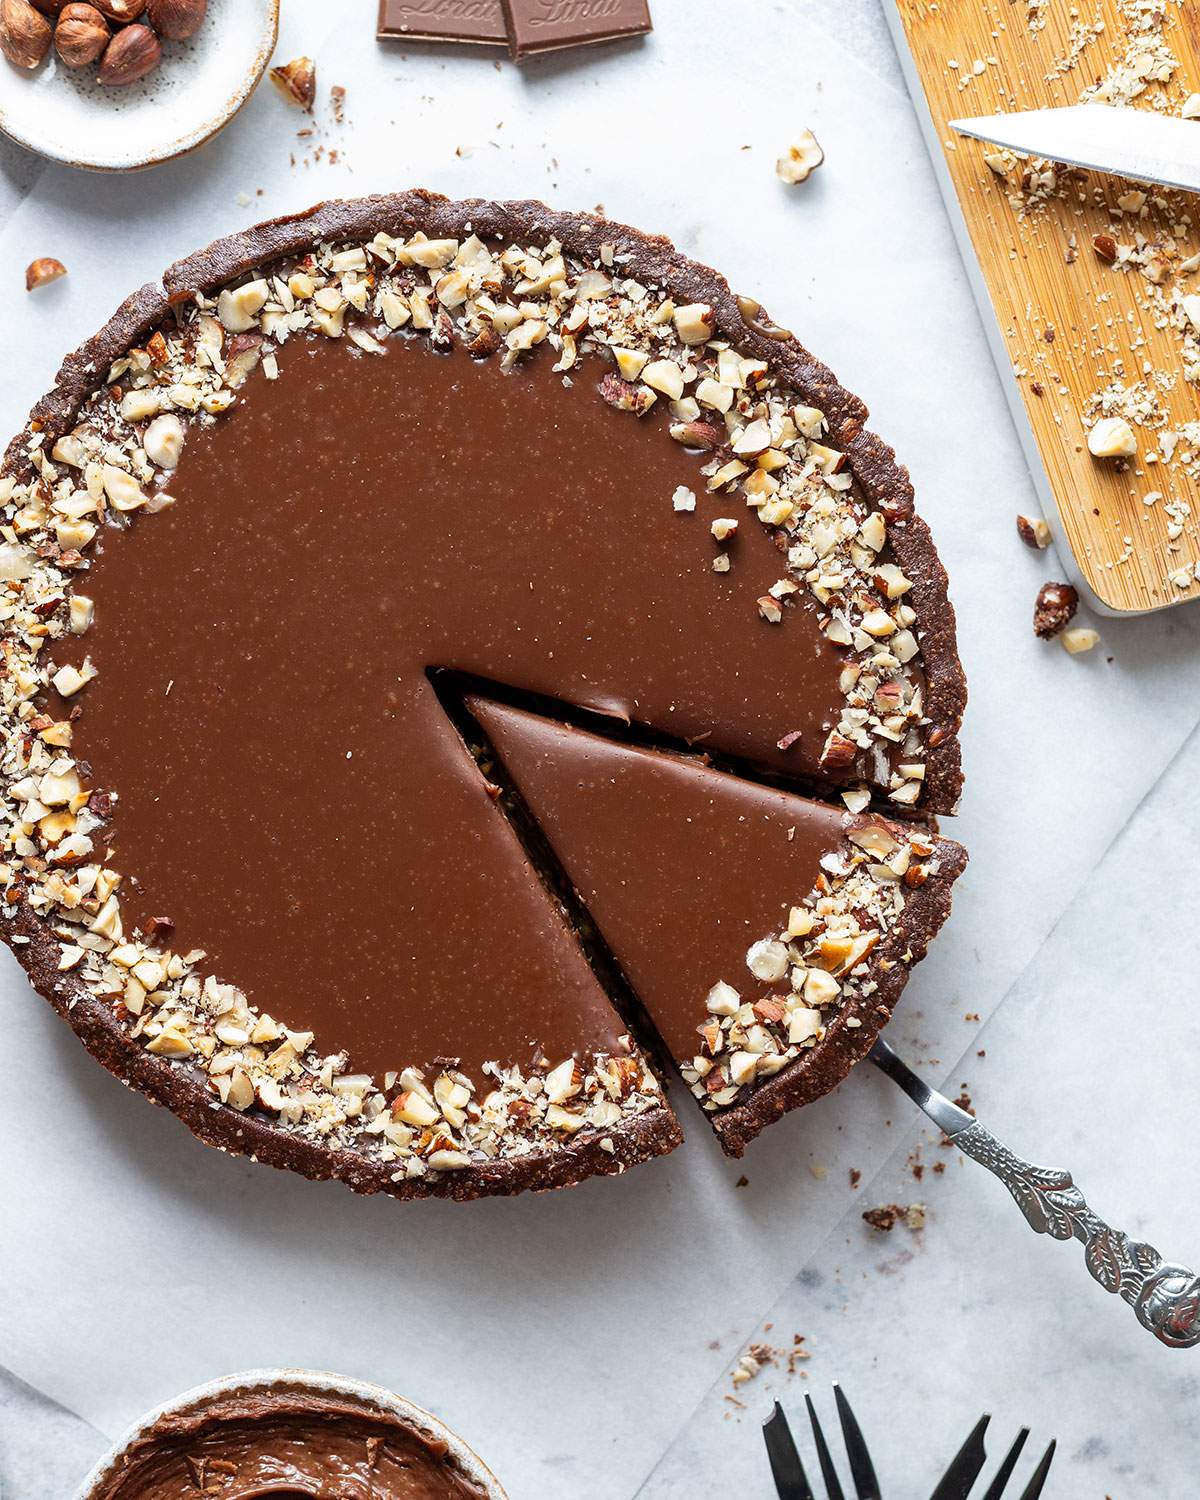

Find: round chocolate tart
77;1371;504;1499
0;193;967;1199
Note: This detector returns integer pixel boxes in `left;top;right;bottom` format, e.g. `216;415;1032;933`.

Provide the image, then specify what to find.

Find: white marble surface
638;716;1200;1498
1;2;1198;1495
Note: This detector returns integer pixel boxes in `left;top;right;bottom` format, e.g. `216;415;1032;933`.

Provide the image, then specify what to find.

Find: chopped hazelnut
1016;513;1050;549
68;595;94;634
1091;233;1118;263
270;54;315;109
776;129;825;185
641;359;685;401
673;303;715;345
217;279;269;333
1061;626;1100;655
1086;416;1136;460
746;939;789;982
143;412;185;469
1033;581;1078;638
25;257;66;292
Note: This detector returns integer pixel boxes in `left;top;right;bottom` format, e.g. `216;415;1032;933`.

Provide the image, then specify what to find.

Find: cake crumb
863;1202;927;1233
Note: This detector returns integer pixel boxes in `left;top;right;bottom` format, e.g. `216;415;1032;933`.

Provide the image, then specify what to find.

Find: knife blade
949;104;1200;194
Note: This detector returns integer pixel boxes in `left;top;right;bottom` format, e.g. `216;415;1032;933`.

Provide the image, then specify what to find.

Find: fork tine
979;1429;1028;1499
929;1414;991;1500
1017;1440;1056;1500
763;1401;816;1500
832;1385;881;1500
805;1393;847;1500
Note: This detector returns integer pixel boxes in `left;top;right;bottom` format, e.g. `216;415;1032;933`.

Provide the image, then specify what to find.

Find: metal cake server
869;1038;1200;1348
948;104;1200;194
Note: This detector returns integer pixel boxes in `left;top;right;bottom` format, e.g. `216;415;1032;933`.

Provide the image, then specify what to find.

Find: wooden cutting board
887;0;1200;614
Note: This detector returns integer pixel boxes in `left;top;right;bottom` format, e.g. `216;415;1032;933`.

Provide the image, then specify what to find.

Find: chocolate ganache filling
56;334;860;1085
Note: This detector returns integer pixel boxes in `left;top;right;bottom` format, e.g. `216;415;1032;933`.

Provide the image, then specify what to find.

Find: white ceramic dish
0;0;278;172
73;1367;509;1498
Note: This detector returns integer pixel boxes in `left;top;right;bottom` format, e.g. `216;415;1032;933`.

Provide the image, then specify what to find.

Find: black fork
930;1414;1056;1499
763;1387;881;1500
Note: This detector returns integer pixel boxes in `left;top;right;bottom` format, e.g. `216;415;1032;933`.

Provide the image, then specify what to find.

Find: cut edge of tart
467;693;967;1159
0;191;967;1199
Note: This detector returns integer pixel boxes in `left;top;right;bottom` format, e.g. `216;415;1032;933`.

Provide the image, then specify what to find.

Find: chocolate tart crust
2;192;966;1198
11;896;682;1202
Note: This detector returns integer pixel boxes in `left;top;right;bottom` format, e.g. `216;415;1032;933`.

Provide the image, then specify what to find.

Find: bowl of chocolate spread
75;1369;506;1500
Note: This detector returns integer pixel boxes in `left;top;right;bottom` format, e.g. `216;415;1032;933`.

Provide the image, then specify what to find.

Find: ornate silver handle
868;1037;1200;1350
954;1119;1200;1349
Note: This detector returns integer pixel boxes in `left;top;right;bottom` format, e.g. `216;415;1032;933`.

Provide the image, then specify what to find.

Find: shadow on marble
0;1366;106;1500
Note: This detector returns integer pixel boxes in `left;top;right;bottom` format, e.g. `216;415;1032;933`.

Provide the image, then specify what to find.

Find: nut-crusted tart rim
709;832;967;1155
10;897;683;1201
2;192;966;1199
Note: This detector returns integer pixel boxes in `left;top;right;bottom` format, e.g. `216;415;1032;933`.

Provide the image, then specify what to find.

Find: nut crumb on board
955;0;1200;601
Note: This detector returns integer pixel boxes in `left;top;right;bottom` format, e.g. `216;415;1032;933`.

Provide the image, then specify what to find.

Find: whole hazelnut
29;0;68;15
54;2;108;66
146;0;203;39
0;0;52;68
92;0;143;18
96;19;158;83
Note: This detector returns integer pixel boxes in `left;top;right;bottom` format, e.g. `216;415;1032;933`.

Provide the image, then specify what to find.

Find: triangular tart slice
469;697;966;1155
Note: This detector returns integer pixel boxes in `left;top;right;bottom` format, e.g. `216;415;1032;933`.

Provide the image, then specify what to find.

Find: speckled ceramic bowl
0;0;278;172
74;1367;509;1498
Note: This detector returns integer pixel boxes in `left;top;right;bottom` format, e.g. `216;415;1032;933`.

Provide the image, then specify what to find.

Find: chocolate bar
377;0;508;46
501;0;652;60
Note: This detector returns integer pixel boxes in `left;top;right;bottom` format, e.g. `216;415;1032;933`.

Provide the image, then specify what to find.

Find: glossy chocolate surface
471;697;852;1062
57;334;853;1082
86;1386;488;1500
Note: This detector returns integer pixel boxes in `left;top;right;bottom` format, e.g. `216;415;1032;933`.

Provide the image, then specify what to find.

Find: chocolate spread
87;1384;489;1500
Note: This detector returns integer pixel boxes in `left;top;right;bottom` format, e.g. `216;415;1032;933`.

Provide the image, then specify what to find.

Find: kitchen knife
949;103;1200;193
